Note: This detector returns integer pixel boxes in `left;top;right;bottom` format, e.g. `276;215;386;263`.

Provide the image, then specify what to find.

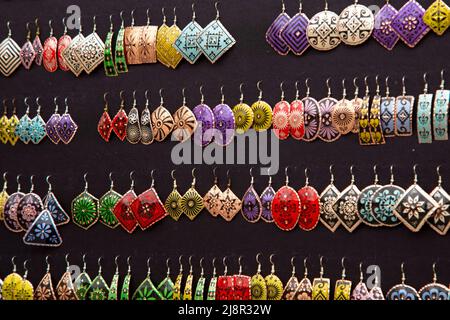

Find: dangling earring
298;168;320;231
251;81;272;132
62;17;85;76
113;171;138;233
260;168;275;223
165;7;183;69
120;257;132;300
35;256;56;300
0;100;9;144
423;0;450;35
193;85;215;146
46;97;61;144
433;69;449;141
29;97;47;144
418;263;449;300
140;90;154;145
56;97;78;144
71;173;99;230
265;254;283;300
194;257;206;300
368;76;385;144
115;11;128;73
56;254;78;300
318;78;340;142
16;260;34;300
280;0;310;56
351;262;369;300
74;254;92;300
165;169;183;221
331;79;355;136
334;258;352;300
272;167;300;231
15;97;32;144
104;15;118;77
218;170;242;221
302;78;321;141
232;256;250;300
0;172;8;221
394;76;414;136
3;175;24;232
108;256;120;300
43;20;58;72
86;257;110;300
17;175;43;231
173;255;184;300
273;82;291;140
180;168;204;220
357;165;382;227
350;77;362;134
289;81;305;140
368;271;384;300
203;167;223;217
380;76;395;137
428;166;450;235
174;3;203;64
306;0;341;51
151;88;174;142
2;256;23;300
0;22;21;77
282;257;300;300
251;253;267;300
358;76;371;145
312;256;330;300
241;168;262;223
173;88;197;142
139;9;158;64
417;73;433;144
213;86;235;146
157;258;175;300
33;18;44;66
265;0;290;55
233;83;253;135
294;257;312;300
337;0;374;46
97;93;113;142
112;90;129;141
216;256;234;300
386;263;419;300
183;256;194;300
98;172;121;228
126;90;142;144
207;258;218;300
372;0;399;50
58;18;72;71
43;174;69;226
7;98;20;145
319;165;341;231
20;22;36;69
156;8;170;67
391;0;429;48
132;258;162;300
75;16;105;74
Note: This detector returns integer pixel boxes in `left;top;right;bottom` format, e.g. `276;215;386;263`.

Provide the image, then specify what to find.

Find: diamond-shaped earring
280;1;310;56
0;21;21;77
32;18;44;66
62;17;85;76
46;97;61;144
428;166;450;235
423;0;450;35
373;0;399;50
75;16;105;74
29;97;47;144
174;3;204;64
15;97;32;144
20;23;36;69
266;0;290;55
56;98;78;144
97;93;113;142
165;7;183;69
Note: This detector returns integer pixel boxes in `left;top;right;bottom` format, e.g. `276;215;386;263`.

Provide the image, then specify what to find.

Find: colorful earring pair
2;258;33;300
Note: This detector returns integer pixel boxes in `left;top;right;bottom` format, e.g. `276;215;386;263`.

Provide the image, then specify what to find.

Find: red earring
97;92;113;142
289;81;305;140
216;257;234;300
111;90;129;141
233;256;251;300
272;167;301;231
113;171;138;233
272;81;291;140
297;168;320;231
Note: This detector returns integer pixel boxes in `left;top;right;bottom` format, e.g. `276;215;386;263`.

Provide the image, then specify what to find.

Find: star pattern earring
319;78;340;142
17;175;43;231
16;260;34;300
251;81;272;132
332;79;355;135
282;257;300;300
71;173;99;230
337;0;374;46
302;78;321;141
251;253;267;300
213;86;235;146
233;83;254;135
33;18;44;66
183;256;194;300
165;169;183;221
207;258;218;300
111;90;129;141
2;257;23;300
140;90;154;145
218;170;242;221
241;168;262;223
265;254;283;300
108;256;120;300
306;0;340;51
20;22;36;69
86;257;110;300
62;17;85;76
74;254;92;300
174;3;203;64
46;97;61;144
312;256;330;300
428;166;450;235
56;254;78;300
193;85;215;146
266;0;290;55
294;257;312;300
216;257;234;300
417;73;433;144
0;172;8;221
158;258;174;300
57;18;72;72
98;172;121;229
334;258;352;300
234;256;251;300
56;98;78;144
120;257;132;300
113;171;138;233
180;168;204;220
433;70;449;141
280;0;310;56
386;263;419;300
3;175;24;232
298;168;320;231
173;88;197;142
75;16;105;74
34;256;56;300
173;256;184;300
29;97;46;144
203;167;223;217
418;263;449;300
97;93;113;142
104;15;118;77
273;82;290;140
0;22;21;77
357;165;382;227
260;168;275;223
272;167;300;231
194;257;206;300
43;20;58;72
151;89;174;142
126;90;141;144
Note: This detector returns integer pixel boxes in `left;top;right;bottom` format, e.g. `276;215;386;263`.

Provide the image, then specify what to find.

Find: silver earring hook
303;257;308;278
329;164;334;184
150;169;155;188
171;169;177;188
267;167;272;186
16;174;22;192
146;257;151;275
256;253;262;273
290;256;296;275
238;256;243;275
24;97;30;114
64;97;69;113
103;92;109;111
373;165;379;184
295;81;300;100
359;262;364;281
341;78;346;98
29;175;35;193
364;76;369;96
92;16;96;33
257;81;263;100
226;169;231;187
6;21;12;37
130;9;135;27
220;85;225;104
108;172;114;190
26;22;31;40
159;88;164;106
191;168;197;187
146;8;150;25
192;3;196;21
437;165;442;187
127;256;132;274
78;17;82;34
144;90;149;107
305;78;311;97
304;167;309;186
249;167;254;184
299;0;303;12
132;90;137;107
353;77;359;98
120;10;125;27
173;7;177;25
432;263;437;283
385;76;390;97
269;254;276;274
423;73;428;94
319;256;325;278
280;81;285;100
98;256;103;274
402;76;406;96
341;257;346;279
212;257;217;277
36;97;42;114
114;255;120;274
48;19;53;36
83;172;88;191
65;253;70;270
178;255;184;273
281;0;286;12
182;88;187;106
188;255;193;274
129;171;135;190
161;7;166;24
35;18;40;36
285;166;290;186
413;164;418;184
324;0;328;10
45;255;51;272
239;83;244;103
215;2;220;20
46;175;52;193
222;256;228;275
2;172;7;190
401;262;406;284
53;96;59;113
82;253;87;272
213;167;218;184
11;256;17;272
440;69;445;90
199;85;205;104
326;78;331;97
23;260;29;279
375;75;380;95
390;165;395;184
350;165;355;184
165;258;170;276
109;15;113;31
200;257;204;276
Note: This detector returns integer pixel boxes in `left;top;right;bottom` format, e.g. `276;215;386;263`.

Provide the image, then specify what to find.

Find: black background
0;0;449;296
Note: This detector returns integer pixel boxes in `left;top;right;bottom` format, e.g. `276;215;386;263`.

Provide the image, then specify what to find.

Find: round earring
337;0;374;46
213;85;235;146
306;0;341;51
251;81;273;132
232;83;254;134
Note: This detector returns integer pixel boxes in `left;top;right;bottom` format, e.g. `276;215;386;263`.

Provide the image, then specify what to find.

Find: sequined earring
241;168;262;223
173;256;184;300
368;272;385;300
104;15;118;77
56;98;78;144
16;260;34;300
265;254;283;300
282;257;300;300
3;175;24;232
193;85;215;146
156;8;170;67
213;86;235;146
273;82;290;140
0;22;21;77
288;81;305;140
133;258;163;300
251;253;267;300
111;90;129;141
173;88;197;142
58;18;71;72
43;20;58;72
29;97;47;144
351;262;369;300
34;256;56;300
56;254;78;300
207;258;218;300
338;0;374;46
334;258;352;300
280;1;310;56
369;76;385;144
218;170;242;221
46;97;61;144
307;0;340;51
75;16;105;74
74;254;92;300
17;175;43;231
86;257;110;300
272;167;300;231
418;263;449;300
165;7;182;69
165;169;183;221
373;0;399;50
71;173;99;230
428;166;450;235
6;98;20;146
0;102;8;143
183;256;194;300
312;256;330;300
174;3;203;64
120;257;132;300
62;17;85;76
260;168;275;223
386;263;419;300
2;257;23;300
108;256;120;300
15;97;32;144
114;11;128;73
357;165;382;227
33;18;44;65
126;90;141;144
140;90;154;145
216;256;234;300
319;78;340;142
298;168;320;231
233;83;254;135
152;88;174;142
251;81;272;132
158;258;175;300
380;76;395;137
319;165;341;231
113;171;138;233
97;93;113;142
303;78;321;141
0;172;8;221
294;257;312;300
266;0;290;55
20;22;36;69
433;69;449;141
332;79;355;136
395;76;414;137
417;73;433;144
203;167;223;217
234;256;251;300
194;258;206;300
181;168;204;220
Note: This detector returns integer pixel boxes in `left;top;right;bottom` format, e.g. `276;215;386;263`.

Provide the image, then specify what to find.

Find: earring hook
119;90;125;108
45;175;52;192
280;81;285;100
249;167;254;184
215;2;220;20
29;175;35;193
64;97;69;113
114;255;120;274
295;80;300;100
144;90;149;107
305;78;311;97
342;78;346;98
173;7;177;24
239;83;244;103
269;254;276;274
65;253;70;270
109;15;113;31
413;164;418;184
53;96;59;113
83;172;88;191
120;10;124;26
256;253;262;273
127;256;132;273
222;256;228;275
178;255;183;273
432;263;437;283
385;76;390;97
212;257;217;276
24;97;30;114
150;169;155;188
304;167;309;186
402;76;407;96
423;72;428;94
92;15;96;32
188;255;193;274
11;256;17;272
238;256;243;275
98;256;103;274
192;3;196;21
257;81;263;100
341;257;346;279
45;255;51;272
146;257;151;275
373;165;379;184
166;258;170;276
285;166;290;185
132;90;137;107
199;85;205;104
220;85;225;104
364;76;369;96
35;18;40;36
437;165;442;187
226;169;231;187
35;97;42;114
130;9;135;27
159;88;164;105
82;253;87;271
182;87;187;106
146;8;151;25
329;164;335;184
390;165;395;184
103;92;109;111
108;172;114;189
16;174;22;192
2;172;7;188
129;171;135;190
401;262;406;284
200;257;204;276
171;169;176;181
303;257;308;278
350;165;355;184
290;256;296;275
440;69;445;90
26;22;31;39
161;7;166;24
359;262;364;281
375;75;380;95
326;78;331;97
319;256;325;278
23;260;29;278
191;168;197;187
48;19;53;36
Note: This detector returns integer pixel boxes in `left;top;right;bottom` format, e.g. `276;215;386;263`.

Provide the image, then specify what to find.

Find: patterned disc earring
20;22;36;69
157;258;175;300
218;170;242;221
56;98;78;144
16;260;34;300
183;256;194;300
306;0;341;51
98;172;121;229
334;258;352;300
418;263;449;300
140;90;154;145
74;254;92;300
151;88;174;142
120;257;132;300
266;0;290;55
173;88;197;142
373;0;399;50
386;263;419;300
332;79;355;135
74;16;105;74
33;18;44;65
194;258;206;300
394;76;414;137
234;256;251;300
312;256;330;300
86;257;110;301
43;20;58;72
104;15;118;77
165;169;183;221
62;17;85;76
319;165;341;232
111;90;129;141
380;76;396;137
251;81;273;132
46;97;61;144
428;166;450;235
173;256;184;300
251;253;267;300
0;22;22;77
2;257;23;300
337;0;374;46
108;256;120;300
273;82;291;140
433;70;449;141
17;175;43;231
233;83;254;135
294;257;313;300
302;78;321;141
423;0;450;35
357;165;382;227
71;173;99;230
289;81;305;140
417;73;433;144
216;257;234;300
97;93;113;142
126;90;141;144
174;3;203;64
114;11;128;73
272;167;301;231
3;175;24;232
319;78;340;142
7;98;19;146
193;85;215;146
203;167;223;217
350;77;362;134
113;171;138;233
180;168;204;220
351;262;369;300
57;18;72;72
282;257;300;300
56;254;78;300
280;0;310;56
260;168;275;223
15;98;32;144
298;168;320;231
241;168;262;223
207;258;218;300
34;256;56;300
369;76;385;144
29;97;47;144
213;86;235;146
368;272;385;300
0;172;8;221
265;254;283;300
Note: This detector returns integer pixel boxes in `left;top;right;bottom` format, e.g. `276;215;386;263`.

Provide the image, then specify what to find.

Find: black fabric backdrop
0;0;449;294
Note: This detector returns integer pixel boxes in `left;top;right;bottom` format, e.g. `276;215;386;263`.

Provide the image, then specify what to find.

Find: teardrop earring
71;173;99;230
216;256;234;300
6;98;20;145
98;172;121;229
294;257;312;300
203;167;223;217
56;98;78;144
331;79;355;135
0;22;21;77
35;256;56;300
97;92;113;142
173;88;197;142
298;168;320;231
207;258;218;300
273;82;291;140
319;165;341;232
213;86;235;146
251;81;273;132
133;258;163;300
56;254;78;300
218;170;242;221
418;263;449;300
74;254;92;300
312;256;330;300
289;81;305;140
417;73;433;144
282;257;300;300
334;258;352;300
57;18;72;72
386;263;419;300
17;175;43;231
104;15;118;77
3;175;24;232
115;11;128;73
86;257;110;300
233;83;254;135
46;97;62;144
108;256;120;300
20;22;36;69
2;257;23;300
16;260;34;300
165;169;183;221
265;254;283;300
318;78;340;142
306;0;341;51
351;262;369;300
272;167;301;231
113;171;138;233
265;0;290;55
302;78;321;141
126;90;142;144
173;255;184;300
193;85;215;146
234;256;251;300
0;172;8;221
183;256;194;300
174;3;203;64
140;90;154;145
250;253;267;300
180;168;204;220
151;88;174;142
428;166;450;235
194;257;206;300
62;17;85;76
111;90;129;141
260;168;275;223
15;97;32;144
74;16;105;74
33;18;44;66
241;168;262;223
157;258;175;300
29;97;47;144
357;165;382;227
120;257;132;300
43;20;58;72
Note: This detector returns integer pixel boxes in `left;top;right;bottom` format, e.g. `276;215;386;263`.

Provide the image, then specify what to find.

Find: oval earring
218;170;242;221
194;257;206;300
294;257;313;300
297;168;320;231
56;254;79;300
98;172;121;229
241;168;262;223
193;85;215;146
318;78;341;142
165;169;183;221
289;80;305;140
282;257;300;300
113;171;138;233
207;258;218;300
173;255;184;300
120;256;132;300
126;90;142;144
58;18;72;71
386;263;419;300
173;88;197;142
418;263;449;300
233;83;254;134
33;18;44;66
203;167;223;217
428;166;450;235
74;254;92;300
132;258;163;300
302;78;321;141
260;168;275;223
140;90;154;145
180;168;204;220
183;256;194;300
250;253;267;300
357;165;382;227
35;256;56;300
333;258;352;300
272;167;301;231
16;260;34;300
265;254;283;300
43;20;58;72
272;81;291;140
71;173;99;230
306;0;341;51
108;256;121;300
213;85;235;146
20;22;36;69
151;88;174;142
0;172;8;221
2;257;23;300
331;79;355;135
251;81;273;131
351;262;369;300
86;257;110;301
3;175;24;232
17;175;43;231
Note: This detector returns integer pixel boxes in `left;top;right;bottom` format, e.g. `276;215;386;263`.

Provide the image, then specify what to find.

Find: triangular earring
74;254;92;300
34;256;56;300
113;171;138;233
293;257;313;300
71;173;99;230
43;175;69;226
85;257;110;300
120;257;132;300
2;257;23;300
157;258;175;300
56;254;78;300
132;258;163;300
108;256;121;300
351;262;370;300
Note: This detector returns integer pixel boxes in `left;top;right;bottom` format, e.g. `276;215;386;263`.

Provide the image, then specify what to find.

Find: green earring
206;258;218;300
108;256;120;300
194;258;206;300
74;254;92;300
157;258;175;300
120;257;132;300
183;256;194;300
132;258;163;300
86;257;110;300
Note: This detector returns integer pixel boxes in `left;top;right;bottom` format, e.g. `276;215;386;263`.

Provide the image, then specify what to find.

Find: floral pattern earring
265;254;283;300
133;258;163;300
158;258;174;300
86;257;110;300
71;173;99;230
218;170;242;222
318;78;340;142
180;168;204;220
418;263;449;300
357;165;383;227
331;79;355;136
17;175;43;231
213;86;235;146
273;81;290;140
173;88;197;142
386;263;419;300
3;174;25;232
234;256;251;300
272;167;301;231
32;18;44;65
294;257;313;300
241;168;262;223
98;172;121;229
15;97;32;144
260;168;275;223
298;168;320;231
319;165;341;231
16;260;34;300
251;81;272;132
250;253;267;300
302;78;321;141
289;81;305;140
428;166;450;235
42;20;58;72
46;97;62;144
56;254;78;300
193;85;215;146
113;171;138;233
111;90;128;141
351;262;369;300
74;254;92;300
34;256;56;300
282;257;300;300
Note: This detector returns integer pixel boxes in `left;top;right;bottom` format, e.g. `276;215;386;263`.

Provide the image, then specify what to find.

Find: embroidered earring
2;257;23;300
173;88;197;142
280;0;310;56
203;167;223;217
0;172;8;220
196;2;236;63
395;76;414;136
0;100;9;144
282;257;300;300
140;9;158;64
417;73;433;144
17;175;43;231
165;7;183;69
273;82;290;140
213;85;235;146
113;171;138;233
58;18;71;72
207;258;218;300
16;97;32;144
126;90;141;144
233;83;254;135
312;256;330;300
0;22;21;77
350;77;362;134
33;18;44;66
194;257;206;300
3;175;24;232
216;256;234;300
298;168;320;231
357;165;382;227
120;257;132;300
234;256;251;300
334;258;352;300
272;167;301;231
104;15;118;77
358;76;372;145
46;97;61;144
386;263;419;300
75;16;105;74
71;173;99;230
266;0;290;55
319;78;340;142
16;260;34;300
251;81;272;132
34;256;56;300
112;90;129;141
332;79;355;135
433;69;449;141
156;8;170;67
108;256;120;300
260;168;275;223
152;88;174;142
303;78;321;141
97;93;113;142
56;98;78;144
351;262;369;300
373;0;399;50
174;3;203;64
180;168;204;220
62;17;85;76
74;254;92;300
158;258;174;300
183;256;194;300
369;76;385;144
423;0;450;35
241;168;262;223
140;90;154;145
131;169;168;230
114;11;128;73
368;271;385;300
294;257;312;300
29;97;47;144
338;0;374;46
428;166;450;235
418;263;449;300
218;170;242;221
380;76;395;137
265;254;283;300
20;22;36;69
86;257;110;300
251;253;267;300
56;254;78;300
320;165;341;232
193;85;215;146
173;255;184;300
307;0;340;51
43;20;58;72
98;172;121;229
165;169;183;221
289;81;305;140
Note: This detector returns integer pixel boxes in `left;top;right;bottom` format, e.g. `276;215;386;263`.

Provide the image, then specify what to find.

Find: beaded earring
216;257;234;300
58;18;72;72
373;0;399;50
56;98;78;144
0;172;8;221
234;256;251;300
173;256;184;300
29;97;47;144
357;165;382;227
180;168;204;220
2;257;23;300
351;262;369;300
193;85;215;146
260;168;275;223
111;90;129;141
272;167;300;231
183;256;194;300
334;258;352;300
33;18;44;66
433;70;449;141
157;258;175;300
337;0;374;46
391;0;429;48
120;257;132;300
251;81;272;132
298;168;320;231
173;88;197;142
418;263;449;300
272;82;291;140
174;3;203;64
34;256;56;300
86;257;110;300
289;81;305;140
108;256;120;300
294;257;312;300
140;90;154;145
280;0;310;56
46;97;61;144
43;20;58;72
266;0;290;55
104;15;117;76
75;16;105;74
62;17;85;76
213;86;235;146
250;253;267;300
282;257;300;300
0;22;21;77
417;73;433;144
306;0;341;51
20;22;36;69
233;83;254;135
312;256;330;300
331;79;355;136
17;175;43;231
151;88;174;142
71;173;99;230
218;170;242;221
265;254;283;300
165;169;183;221
56;254;78;300
3;175;24;232
428;166;450;235
126;90;141;144
302;78;321;141
16;260;34;300
207;258;218;300
318;78;340;142
386;263;419;300
74;254;92;300
423;0;450;35
194;258;206;300
113;171;138;233
203;167;223;217
241;168;262;223
98;172;121;229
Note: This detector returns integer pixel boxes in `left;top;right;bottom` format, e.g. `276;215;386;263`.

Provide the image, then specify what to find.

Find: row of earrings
0;174;68;247
2;255;448;301
267;0;449;56
0;97;78;145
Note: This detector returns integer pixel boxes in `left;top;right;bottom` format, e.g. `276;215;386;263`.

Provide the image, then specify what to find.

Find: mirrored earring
319;78;340;142
207;258;218;300
140;90;154;145
58;18;72;71
33;18;44;65
273;82;290;140
266;0;290;55
173;256;184;300
3;175;24;232
241;168;262;223
302;78;321;141
193;85;215;146
265;254;283;301
43;20;58;72
183;256;194;300
216;257;234;300
332;79;355;135
428;166;450;235
56;254;78;300
20;22;36;69
46;97;62;144
334;258;352;300
174;3;203;64
0;22;21;77
2;257;23;300
391;0;429;48
233;83;254;135
251;253;267;300
213;86;235;146
203;167;223;217
194;258;206;300
337;0;374;46
56;98;78;144
151;88;174;142
418;263;449;300
16;260;34;300
98;172;121;229
34;256;56;300
126;90;141;144
86;257;110;300
298;168;320;231
74;254;92;300
180;168;204;220
62;18;85;76
17;175;43;231
71;173;99;230
158;258;174;300
282;257;300;300
120;257;132;300
29;97;47;144
433;70;449;141
386;263;419;300
108;256;120;300
218;170;242;221
307;0;340;51
272;167;300;231
173;88;197;142
113;171;138;233
357;165;382;227
104;15;118;77
312;256;330;300
260;168;275;223
165;169;183;221
417;73;433;144
75;16;105;74
234;256;251;300
251;81;272;131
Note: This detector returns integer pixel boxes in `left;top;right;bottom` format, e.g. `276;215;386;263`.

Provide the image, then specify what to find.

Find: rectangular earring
417;73;433;144
433;70;449;141
380;76;396;137
394;76;414;136
368;76;385;144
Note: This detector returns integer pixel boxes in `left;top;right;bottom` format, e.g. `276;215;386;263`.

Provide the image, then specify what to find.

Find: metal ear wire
215;2;220;20
150;169;155;188
375;75;380;95
226;169;231;187
166;258;170;276
326;78;331;97
299;0;303;12
319;256;324;278
285;166;290;185
401;262;406;284
83;173;89;191
146;257;151;275
413;164;418;184
295;81;300;100
103;92;109;111
364;76;369;96
2;99;7;115
213;167;218;184
64;97;69;113
220;85;225;104
324;0;328;10
23;260;29;279
146;8;151;25
373;165;379;184
12;97;16;114
222;256;228;275
341;257;346;279
129;171;135;190
353;77;359;98
192;3;196;21
238;256;243;275
200;257;204;277
132;90;137;107
212;257;217;277
390;165;395;184
45;175;52;193
423;73;428;94
46;255;51;272
109;15;113;31
437;165;442;187
98;256;103;274
120;10;125;27
329;165;334;184
36;97;42;114
238;83;245;103
304;168;310;186
127;256;132;274
342;78;346;98
48;19;53;36
199;85;205;104
6;21;12;37
144;90;149;107
65;253;70;270
171;169;177;188
256;253;262;274
178;255;183;273
350;165;355;184
130;9;135;27
35;18;40;36
269;254;276;274
182;87;187;106
440;69;445;90
108;172;114;190
161;7;166;24
173;7;177;24
305;78;311;97
16;174;22;192
78;16;82;34
82;253;87;272
159;88;164;106
92;16;97;32
11;256;17;272
257;81;263;100
385;76;390;97
26;22;31;40
281;0;286;12
359;262;364;281
188;255;193;274
280;81;285;100
402;76;407;96
267;167;272;186
432;262;437;283
2;172;7;190
119;90;125;108
114;255;120;274
29;175;35;193
249;167;254;185
290;256;296;275
53;96;59;113
24;97;30;114
303;257;308;278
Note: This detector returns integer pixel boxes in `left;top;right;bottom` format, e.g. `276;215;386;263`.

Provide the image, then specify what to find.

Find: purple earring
193;85;215;147
46;97;61;144
241;168;262;223
56;98;78;144
266;0;290;55
213;86;235;147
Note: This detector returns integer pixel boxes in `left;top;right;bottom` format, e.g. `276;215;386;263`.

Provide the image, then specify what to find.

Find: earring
140;90;154;145
6;98;19;145
2;257;23;300
334;258;352;300
123;10;140;65
380;76;396;137
46;97;61;144
418;263;449;300
358;77;371;145
331;79;355;135
193;85;215;146
218;170;242;221
234;256;251;300
241;168;262;223
151;88;174;141
417;73;433;144
433;70;449;141
306;0;341;51
71;173;99;230
43;20;58;72
99;172;121;229
260;168;275;223
373;0;399;50
319;78;340;142
104;15;118;77
165;170;183;221
133;258;162;300
298;168;320;231
203;167;223;217
302;78;321;141
16;260;34;300
33;18;44;65
266;0;290;55
0;172;8;220
0;22;21;76
207;258;218;300
289;81;305;139
126;90;141;144
16;98;32;144
357;165;382;227
156;8;170;67
272;167;300;231
17;175;43;231
394;76;414;136
74;254;92;300
312;256;330;300
97;93;113;142
194;257;206;300
173;256;184;300
428;166;450;235
282;257;299;300
423;0;450;35
56;254;79;300
173;88;197;142
29;97;47;144
294;257;312;300
216;257;234;300
174;3;203;64
251;253;267;300
34;256;56;300
108;256;120;300
265;254;283;300
3;175;24;232
165;7;183;68
337;0;374;46
0;101;9;144
183;256;194;300
280;1;310;56
351;262;369;300
181;168;204;220
86;257;110;300
350;77;362;134
113;171;138;233
140;9;158;64
112;91;129;141
273;82;290;140
319;165;341;232
74;16;105;74
58;18;72;71
368;272;384;300
213;86;235;146
157;258;175;300
56;98;78;144
62;17;85;76
391;0;429;48
120;257;132;300
386;263;419;300
251;81;272;131
196;2;236;63
20;22;36;69
233;83;254;135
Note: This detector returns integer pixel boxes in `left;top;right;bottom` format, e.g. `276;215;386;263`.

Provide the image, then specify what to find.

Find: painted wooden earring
120;257;132;300
207;258;218;300
108;256;120;300
17;175;43;231
203;167;223;217
303;78;321;141
241;168;262;223
289;81;305;140
273;82;291;140
98;172;121;229
265;254;283;300
74;254;92;300
298;168;320;231
294;257;313;300
126;90;141;144
332;79;355;135
173;256;184;300
334;258;352;300
251;253;267;300
58;18;72;71
0;172;8;221
418;263;449;300
216;257;234;300
428;166;450;235
312;256;330;300
351;262;369;300
218;170;242;221
180;168;204;220
234;256;251;300
43;20;58;72
113;171;138;233
165;169;183;221
272;167;301;231
132;258;162;300
56;254;78;300
86;257;110;300
3;175;24;232
183;256;194;300
72;173;99;230
33;18;44;65
233;83;253;135
386;263;419;300
357;165;382;227
111;90;129;141
213;85;235;146
282;257;300;300
318;78;340;142
20;22;36;69
151;89;174;142
34;256;56;300
260;168;275;223
251;81;272;132
140;90;154;145
2;257;23;300
173;88;197;142
16;260;34;300
194;258;206;300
